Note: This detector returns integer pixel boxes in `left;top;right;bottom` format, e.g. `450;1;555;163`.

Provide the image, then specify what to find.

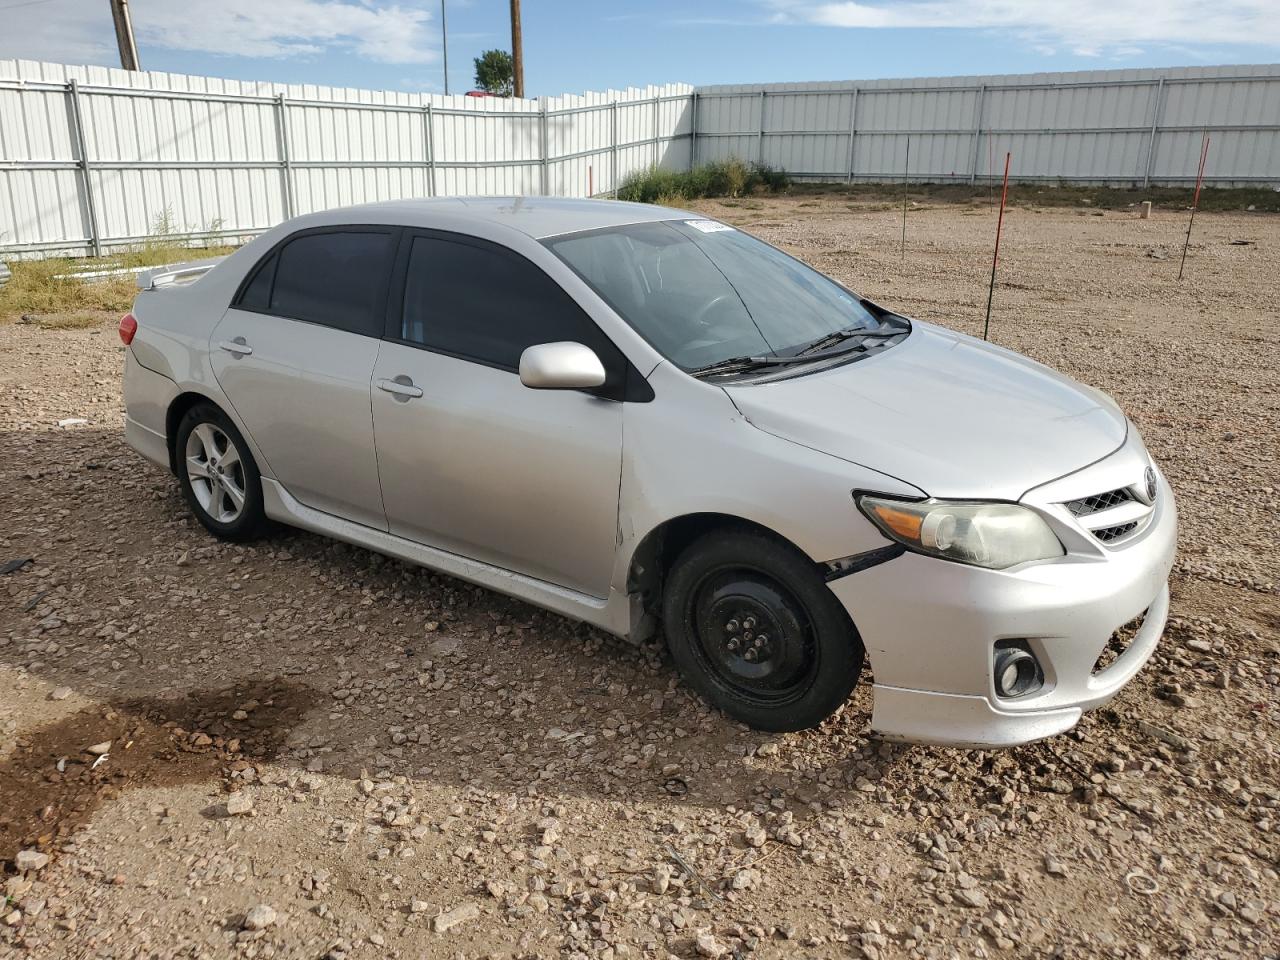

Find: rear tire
175;403;267;542
662;527;864;731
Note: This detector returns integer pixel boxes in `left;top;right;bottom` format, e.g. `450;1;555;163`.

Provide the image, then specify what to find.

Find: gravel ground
1;194;1278;960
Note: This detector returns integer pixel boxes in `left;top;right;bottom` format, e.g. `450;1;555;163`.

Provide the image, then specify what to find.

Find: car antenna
982;151;1011;342
1177;130;1211;281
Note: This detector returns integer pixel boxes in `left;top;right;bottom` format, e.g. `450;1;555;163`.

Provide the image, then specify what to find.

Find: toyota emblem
1144;466;1157;502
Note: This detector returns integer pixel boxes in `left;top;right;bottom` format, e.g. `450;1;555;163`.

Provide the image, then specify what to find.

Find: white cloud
0;0;437;66
138;0;437;64
764;0;1280;55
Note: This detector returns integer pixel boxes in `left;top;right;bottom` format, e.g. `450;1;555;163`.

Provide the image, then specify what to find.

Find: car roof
327;196;692;240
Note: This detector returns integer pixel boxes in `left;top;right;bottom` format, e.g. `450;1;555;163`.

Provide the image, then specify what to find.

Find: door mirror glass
519;342;607;390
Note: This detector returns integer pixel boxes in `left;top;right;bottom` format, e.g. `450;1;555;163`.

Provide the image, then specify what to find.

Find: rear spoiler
136;256;227;291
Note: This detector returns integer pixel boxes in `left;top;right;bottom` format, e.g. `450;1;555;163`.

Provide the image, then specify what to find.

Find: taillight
119;312;137;345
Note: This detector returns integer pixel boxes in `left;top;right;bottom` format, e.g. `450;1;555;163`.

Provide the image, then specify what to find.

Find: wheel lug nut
744;649;757;662
743;616;757;630
726;639;740;652
725;620;739;634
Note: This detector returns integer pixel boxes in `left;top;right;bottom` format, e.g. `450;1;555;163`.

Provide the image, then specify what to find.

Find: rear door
210;226;398;530
370;231;626;597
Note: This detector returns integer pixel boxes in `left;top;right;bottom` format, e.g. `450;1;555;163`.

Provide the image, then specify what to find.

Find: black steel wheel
663;527;864;731
689;569;818;706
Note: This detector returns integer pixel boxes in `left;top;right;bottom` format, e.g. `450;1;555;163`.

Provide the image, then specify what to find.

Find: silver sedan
121;197;1176;746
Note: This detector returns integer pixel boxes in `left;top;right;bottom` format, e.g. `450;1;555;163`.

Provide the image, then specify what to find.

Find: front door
209;227;398;530
371;232;626;597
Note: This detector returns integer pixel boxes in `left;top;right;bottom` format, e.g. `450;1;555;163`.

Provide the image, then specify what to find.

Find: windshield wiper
689;354;815;378
794;325;906;357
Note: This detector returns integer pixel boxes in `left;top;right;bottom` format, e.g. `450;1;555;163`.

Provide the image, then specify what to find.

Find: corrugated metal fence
2;60;1277;258
692;64;1280;188
0;59;692;257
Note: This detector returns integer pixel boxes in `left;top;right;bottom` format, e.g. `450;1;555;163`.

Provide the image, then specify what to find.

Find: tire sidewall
663;529;864;732
175;403;266;541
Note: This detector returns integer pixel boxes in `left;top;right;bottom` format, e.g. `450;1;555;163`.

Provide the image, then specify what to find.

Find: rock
744;824;767;848
431;902;480;933
695;931;727;957
15;850;49;872
731;868;760;890
956;888;989;909
226;792;254;816
242;904;277;930
409;900;430;914
86;741;112;756
49;686;72;701
652;863;672;894
2;910;20;927
1044;855;1066;877
756;742;779;758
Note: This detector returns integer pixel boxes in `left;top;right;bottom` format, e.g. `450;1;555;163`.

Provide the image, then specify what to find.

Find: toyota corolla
120;197;1176;747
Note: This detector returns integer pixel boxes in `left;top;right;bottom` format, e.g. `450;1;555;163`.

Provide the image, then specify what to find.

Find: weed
617;158;791;205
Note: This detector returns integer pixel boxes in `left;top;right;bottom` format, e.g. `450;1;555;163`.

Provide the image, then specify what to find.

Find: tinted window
401;236;621;379
237;251;276;312
547;220;881;371
268;230;396;336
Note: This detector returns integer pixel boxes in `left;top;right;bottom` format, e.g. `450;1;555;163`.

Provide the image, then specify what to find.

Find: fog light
993;642;1043;699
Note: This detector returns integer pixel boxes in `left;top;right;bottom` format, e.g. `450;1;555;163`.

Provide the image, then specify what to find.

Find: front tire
662;528;865;732
175;403;267;542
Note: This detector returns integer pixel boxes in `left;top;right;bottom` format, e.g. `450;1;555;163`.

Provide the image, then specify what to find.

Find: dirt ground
1;194;1278;960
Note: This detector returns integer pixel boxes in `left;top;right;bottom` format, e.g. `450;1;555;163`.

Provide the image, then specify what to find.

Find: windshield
545;220;885;372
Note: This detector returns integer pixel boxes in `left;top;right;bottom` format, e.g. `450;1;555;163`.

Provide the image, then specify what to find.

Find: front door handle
377;376;423;400
218;337;253;357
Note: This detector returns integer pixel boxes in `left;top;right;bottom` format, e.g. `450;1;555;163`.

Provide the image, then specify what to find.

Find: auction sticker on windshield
685;220;735;233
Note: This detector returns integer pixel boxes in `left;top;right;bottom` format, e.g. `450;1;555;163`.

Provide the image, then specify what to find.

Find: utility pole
440;0;449;95
109;0;141;71
510;0;524;99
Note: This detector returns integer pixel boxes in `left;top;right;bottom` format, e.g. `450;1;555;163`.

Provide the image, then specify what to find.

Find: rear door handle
218;337;253;357
377;376;423;400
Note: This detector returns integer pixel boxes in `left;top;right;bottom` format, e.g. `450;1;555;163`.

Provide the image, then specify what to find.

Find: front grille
1065;487;1135;518
1094;521;1139;543
1094;609;1147;674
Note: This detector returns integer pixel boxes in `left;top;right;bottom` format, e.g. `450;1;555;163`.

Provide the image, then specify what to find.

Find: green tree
473;49;514;96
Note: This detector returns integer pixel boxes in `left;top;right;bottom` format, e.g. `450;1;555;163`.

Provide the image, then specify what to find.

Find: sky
1;0;1277;97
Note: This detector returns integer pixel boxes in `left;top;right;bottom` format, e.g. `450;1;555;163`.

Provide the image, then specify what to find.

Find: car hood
724;322;1127;501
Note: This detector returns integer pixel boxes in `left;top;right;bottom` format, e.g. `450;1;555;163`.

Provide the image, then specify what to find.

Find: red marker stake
1178;132;1210;281
901;136;910;261
983;151;1011;342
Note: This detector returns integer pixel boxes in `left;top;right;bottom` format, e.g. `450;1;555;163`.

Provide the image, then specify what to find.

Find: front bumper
830;454;1177;748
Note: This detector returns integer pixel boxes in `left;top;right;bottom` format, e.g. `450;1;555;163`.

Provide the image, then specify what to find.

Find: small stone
226;793;254;816
86;741;112;756
242;904;277;930
956;888;989;909
50;687;72;701
431;902;480;933
744;824;767;848
2;910;20;927
695;931;727;958
15;850;49;872
1044;855;1066;877
755;742;778;758
652;863;671;894
409;900;430;914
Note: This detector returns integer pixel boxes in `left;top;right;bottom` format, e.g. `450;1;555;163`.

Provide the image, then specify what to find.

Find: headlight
856;496;1064;569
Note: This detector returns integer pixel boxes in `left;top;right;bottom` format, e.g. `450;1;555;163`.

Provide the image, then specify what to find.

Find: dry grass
0;243;236;324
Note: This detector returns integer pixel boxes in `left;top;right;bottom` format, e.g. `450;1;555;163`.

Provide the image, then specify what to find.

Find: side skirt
260;479;632;637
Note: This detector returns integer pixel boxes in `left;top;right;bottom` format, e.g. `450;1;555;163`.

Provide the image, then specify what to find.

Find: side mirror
519;341;606;390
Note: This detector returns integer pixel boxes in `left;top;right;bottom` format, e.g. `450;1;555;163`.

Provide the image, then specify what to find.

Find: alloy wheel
184;422;247;524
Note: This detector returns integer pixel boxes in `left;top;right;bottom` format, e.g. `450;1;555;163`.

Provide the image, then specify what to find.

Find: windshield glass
545;220;883;371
